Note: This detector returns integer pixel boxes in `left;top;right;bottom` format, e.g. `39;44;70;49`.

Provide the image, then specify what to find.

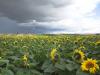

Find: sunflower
73;49;85;62
81;58;99;74
95;40;100;46
50;48;59;62
23;54;28;61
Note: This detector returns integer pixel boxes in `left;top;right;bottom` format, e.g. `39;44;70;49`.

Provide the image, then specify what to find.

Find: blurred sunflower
22;54;30;67
50;48;59;62
0;57;1;59
95;40;100;46
23;54;28;61
81;58;99;74
73;49;85;62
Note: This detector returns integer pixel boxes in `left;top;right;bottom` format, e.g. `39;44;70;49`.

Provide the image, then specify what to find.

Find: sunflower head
73;49;85;62
50;48;59;62
81;58;99;74
95;40;100;46
22;54;28;61
0;57;1;59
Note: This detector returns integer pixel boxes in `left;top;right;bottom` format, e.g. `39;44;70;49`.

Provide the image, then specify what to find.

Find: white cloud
20;0;100;34
67;0;99;17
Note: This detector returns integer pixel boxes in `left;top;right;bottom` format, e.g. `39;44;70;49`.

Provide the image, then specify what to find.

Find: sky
0;0;100;34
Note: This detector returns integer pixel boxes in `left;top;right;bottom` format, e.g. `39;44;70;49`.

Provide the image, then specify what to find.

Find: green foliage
0;34;100;75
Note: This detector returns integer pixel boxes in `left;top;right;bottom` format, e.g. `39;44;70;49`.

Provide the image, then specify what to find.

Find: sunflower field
0;34;100;75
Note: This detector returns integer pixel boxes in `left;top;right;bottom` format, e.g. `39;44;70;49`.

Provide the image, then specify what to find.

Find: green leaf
44;64;55;73
66;63;78;71
16;70;24;75
1;69;14;75
55;63;66;70
0;60;9;67
29;62;37;68
16;69;32;75
58;70;76;75
76;69;90;75
8;56;19;60
7;64;15;70
31;70;43;75
41;60;51;70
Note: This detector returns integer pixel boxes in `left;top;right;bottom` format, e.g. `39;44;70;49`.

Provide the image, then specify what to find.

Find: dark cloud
0;17;66;33
0;0;70;22
0;17;33;33
0;0;71;33
31;25;66;34
0;0;47;22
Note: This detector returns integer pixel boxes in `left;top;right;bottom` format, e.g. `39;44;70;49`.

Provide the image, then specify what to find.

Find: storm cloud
0;0;70;22
0;17;33;33
0;0;72;33
0;0;100;34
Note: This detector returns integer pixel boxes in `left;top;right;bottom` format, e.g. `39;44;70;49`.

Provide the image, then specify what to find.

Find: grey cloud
0;17;33;33
0;0;72;33
0;17;66;33
31;25;66;34
0;0;71;22
19;21;72;34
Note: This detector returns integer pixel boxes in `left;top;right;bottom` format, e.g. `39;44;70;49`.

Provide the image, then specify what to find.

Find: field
0;34;100;75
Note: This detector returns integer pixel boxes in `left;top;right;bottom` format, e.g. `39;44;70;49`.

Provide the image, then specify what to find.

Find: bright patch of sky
94;3;100;18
